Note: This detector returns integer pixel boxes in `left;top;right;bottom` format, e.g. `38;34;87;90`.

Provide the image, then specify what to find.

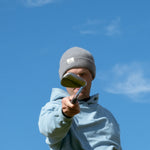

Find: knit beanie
59;47;96;80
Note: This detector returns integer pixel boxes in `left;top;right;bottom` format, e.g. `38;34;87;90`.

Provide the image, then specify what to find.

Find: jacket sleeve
38;100;73;147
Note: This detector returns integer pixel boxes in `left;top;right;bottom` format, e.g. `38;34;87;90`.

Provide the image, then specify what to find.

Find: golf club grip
71;97;78;104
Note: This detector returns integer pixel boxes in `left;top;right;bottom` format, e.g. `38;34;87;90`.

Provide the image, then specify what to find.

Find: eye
79;72;86;77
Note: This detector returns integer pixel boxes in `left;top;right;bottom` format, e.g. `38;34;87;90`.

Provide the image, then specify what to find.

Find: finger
62;97;75;108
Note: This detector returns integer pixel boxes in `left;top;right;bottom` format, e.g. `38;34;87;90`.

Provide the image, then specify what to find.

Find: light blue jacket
38;88;122;150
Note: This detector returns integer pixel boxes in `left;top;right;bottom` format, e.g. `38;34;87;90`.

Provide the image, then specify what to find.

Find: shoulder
98;104;120;128
40;88;69;112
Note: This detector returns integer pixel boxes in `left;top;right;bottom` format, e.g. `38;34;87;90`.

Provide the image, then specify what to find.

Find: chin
78;93;88;100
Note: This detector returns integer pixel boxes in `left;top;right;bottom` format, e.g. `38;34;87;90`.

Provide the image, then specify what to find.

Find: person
38;47;122;150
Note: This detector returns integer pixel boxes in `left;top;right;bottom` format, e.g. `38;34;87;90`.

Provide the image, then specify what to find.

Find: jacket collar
50;88;69;101
50;88;99;104
78;94;99;105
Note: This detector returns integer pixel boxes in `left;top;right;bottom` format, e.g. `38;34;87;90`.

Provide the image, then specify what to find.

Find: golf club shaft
71;86;84;104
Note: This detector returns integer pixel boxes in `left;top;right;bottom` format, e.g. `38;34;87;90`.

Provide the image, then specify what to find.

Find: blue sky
0;0;150;150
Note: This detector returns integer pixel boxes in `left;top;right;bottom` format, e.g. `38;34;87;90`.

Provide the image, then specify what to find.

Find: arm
38;100;73;147
38;96;80;147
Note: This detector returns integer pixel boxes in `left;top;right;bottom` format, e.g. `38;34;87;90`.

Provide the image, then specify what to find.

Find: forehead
67;68;89;74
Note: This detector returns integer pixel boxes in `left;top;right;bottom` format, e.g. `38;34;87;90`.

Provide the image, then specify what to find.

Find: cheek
86;76;92;86
86;81;92;90
86;78;92;90
83;78;91;90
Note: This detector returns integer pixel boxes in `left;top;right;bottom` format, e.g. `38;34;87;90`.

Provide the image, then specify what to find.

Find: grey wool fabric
59;47;96;80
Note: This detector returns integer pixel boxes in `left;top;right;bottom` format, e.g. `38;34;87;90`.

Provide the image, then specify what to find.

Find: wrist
62;109;72;118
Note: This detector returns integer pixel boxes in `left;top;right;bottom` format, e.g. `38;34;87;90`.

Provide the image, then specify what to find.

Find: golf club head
61;72;87;88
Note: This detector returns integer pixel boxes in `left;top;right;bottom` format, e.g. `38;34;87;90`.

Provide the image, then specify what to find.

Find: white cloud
105;17;121;36
85;19;103;25
75;19;102;35
98;62;150;103
80;30;97;35
74;18;121;36
23;0;56;7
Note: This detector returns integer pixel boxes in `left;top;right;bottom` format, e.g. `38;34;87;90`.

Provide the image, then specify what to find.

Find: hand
62;96;80;118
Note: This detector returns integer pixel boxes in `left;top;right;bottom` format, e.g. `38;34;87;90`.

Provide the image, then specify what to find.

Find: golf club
61;72;87;104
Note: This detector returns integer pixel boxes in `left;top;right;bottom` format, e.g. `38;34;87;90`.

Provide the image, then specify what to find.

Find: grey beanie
59;47;96;80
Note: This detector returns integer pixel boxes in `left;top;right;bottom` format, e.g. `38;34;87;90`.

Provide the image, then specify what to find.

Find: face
66;68;93;100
